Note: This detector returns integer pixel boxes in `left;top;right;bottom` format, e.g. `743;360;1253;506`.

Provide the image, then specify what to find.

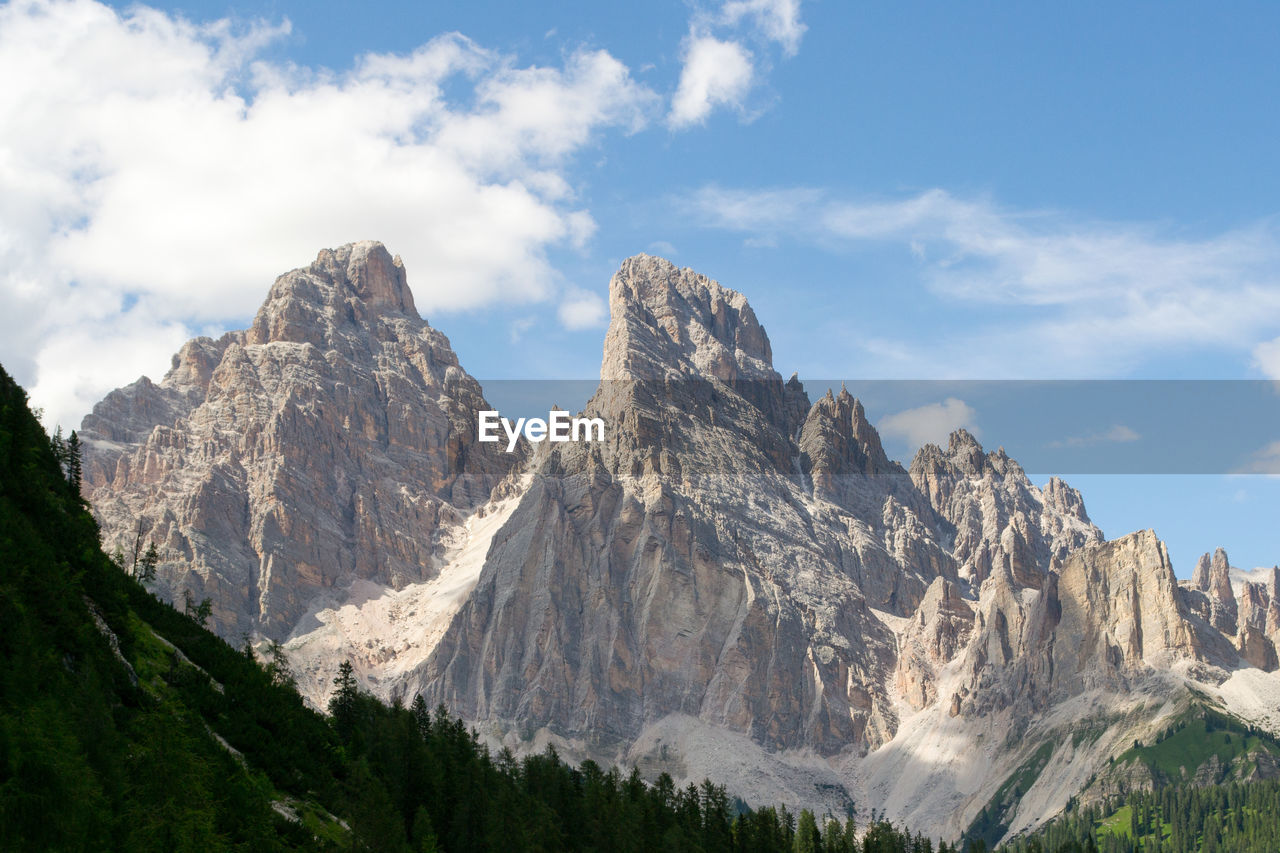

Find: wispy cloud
509;316;537;344
1237;441;1280;475
686;186;1280;377
0;0;661;428
557;288;608;330
720;0;806;56
1048;424;1142;449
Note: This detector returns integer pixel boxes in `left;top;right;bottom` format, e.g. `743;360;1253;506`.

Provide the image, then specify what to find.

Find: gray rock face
1181;548;1280;671
1204;547;1239;636
956;530;1234;718
81;242;516;638
910;433;1102;590
82;247;1278;841
411;255;957;757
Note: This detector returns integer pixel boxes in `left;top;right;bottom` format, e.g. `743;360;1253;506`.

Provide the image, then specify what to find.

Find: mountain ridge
80;243;1280;843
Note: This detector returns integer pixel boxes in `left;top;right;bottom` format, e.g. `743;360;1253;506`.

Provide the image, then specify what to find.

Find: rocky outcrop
81;242;517;638
910;432;1102;590
955;531;1237;720
894;577;975;710
1207;548;1238;636
1237;581;1278;671
1183;548;1279;670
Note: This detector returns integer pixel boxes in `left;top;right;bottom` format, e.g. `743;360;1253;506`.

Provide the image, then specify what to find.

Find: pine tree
794;808;819;853
50;424;65;471
66;430;82;495
182;588;212;626
410;694;431;738
266;640;295;689
137;542;159;582
330;661;359;741
823;819;844;853
411;805;439;852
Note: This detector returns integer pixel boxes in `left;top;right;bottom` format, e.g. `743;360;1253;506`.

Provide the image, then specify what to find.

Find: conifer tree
66;429;82;494
266;639;295;688
137;542;159;581
330;660;359;740
795;808;819;853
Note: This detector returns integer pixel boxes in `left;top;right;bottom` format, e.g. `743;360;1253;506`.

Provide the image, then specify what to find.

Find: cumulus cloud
667;0;806;128
0;0;659;428
878;397;978;450
557;289;608;330
669;35;754;128
686;186;1280;377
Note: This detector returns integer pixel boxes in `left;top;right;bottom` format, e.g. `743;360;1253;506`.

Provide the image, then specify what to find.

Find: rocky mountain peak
1192;552;1213;591
910;429;1103;587
1208;547;1239;635
947;428;985;466
1041;476;1091;524
342;241;417;314
247;241;418;346
799;387;893;483
78;246;1280;843
81;243;512;638
1211;547;1232;584
602;254;773;381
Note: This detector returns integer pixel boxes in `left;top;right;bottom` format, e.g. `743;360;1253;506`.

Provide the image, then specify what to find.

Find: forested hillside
997;781;1280;853
8;357;1280;853
0;362;951;852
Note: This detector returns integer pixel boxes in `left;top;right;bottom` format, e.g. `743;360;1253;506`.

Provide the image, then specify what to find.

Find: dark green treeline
0;361;954;852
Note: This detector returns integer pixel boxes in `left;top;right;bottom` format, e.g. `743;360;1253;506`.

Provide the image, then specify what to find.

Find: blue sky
1;0;1277;572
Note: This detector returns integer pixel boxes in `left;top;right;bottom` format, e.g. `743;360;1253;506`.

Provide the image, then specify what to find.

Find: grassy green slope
0;362;338;851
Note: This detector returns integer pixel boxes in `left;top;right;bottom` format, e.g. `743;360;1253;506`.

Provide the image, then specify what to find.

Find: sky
1;0;1277;573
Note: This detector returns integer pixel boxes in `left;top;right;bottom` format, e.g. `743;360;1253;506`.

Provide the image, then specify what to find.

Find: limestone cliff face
1181;549;1280;672
82;247;1279;841
410;255;955;757
81;242;516;638
948;528;1240;724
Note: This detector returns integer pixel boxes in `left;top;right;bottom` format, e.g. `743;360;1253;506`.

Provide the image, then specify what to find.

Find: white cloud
557;288;608;330
878;397;977;450
667;1;806;129
721;0;806;56
1254;337;1280;379
669;35;754;128
687;186;1280;377
1048;424;1142;449
1239;441;1280;475
0;0;660;429
509;316;537;344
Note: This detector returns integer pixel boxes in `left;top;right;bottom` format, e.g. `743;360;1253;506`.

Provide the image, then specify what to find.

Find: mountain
81;245;1280;844
12;362;942;853
81;241;518;642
